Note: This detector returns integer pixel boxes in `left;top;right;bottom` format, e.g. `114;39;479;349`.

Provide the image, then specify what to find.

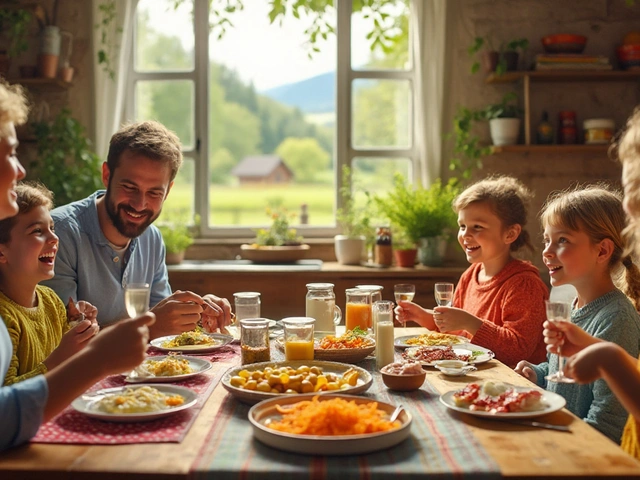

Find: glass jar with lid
305;283;342;335
240;318;270;365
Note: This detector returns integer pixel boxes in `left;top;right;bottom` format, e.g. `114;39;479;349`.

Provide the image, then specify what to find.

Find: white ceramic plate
123;355;213;383
150;333;233;353
221;360;373;405
394;333;469;349
71;384;198;422
249;393;412;455
404;344;495;367
439;384;566;419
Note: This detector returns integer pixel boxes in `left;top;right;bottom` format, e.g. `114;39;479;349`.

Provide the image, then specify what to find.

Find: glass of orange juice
345;288;372;332
282;317;315;361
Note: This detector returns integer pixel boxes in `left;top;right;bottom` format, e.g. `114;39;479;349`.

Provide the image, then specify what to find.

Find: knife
488;418;571;432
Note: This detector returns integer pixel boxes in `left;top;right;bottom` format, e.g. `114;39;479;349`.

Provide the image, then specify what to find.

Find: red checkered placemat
31;345;239;445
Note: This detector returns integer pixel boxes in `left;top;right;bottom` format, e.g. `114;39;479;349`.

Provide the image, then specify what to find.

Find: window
127;0;414;237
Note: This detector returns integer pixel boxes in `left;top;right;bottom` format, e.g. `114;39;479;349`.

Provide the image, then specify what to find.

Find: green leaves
254;206;303;246
0;8;32;58
158;223;194;254
336;165;372;239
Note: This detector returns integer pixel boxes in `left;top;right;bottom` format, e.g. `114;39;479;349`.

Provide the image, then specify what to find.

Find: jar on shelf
583;118;615;144
374;226;392;266
558;110;577;144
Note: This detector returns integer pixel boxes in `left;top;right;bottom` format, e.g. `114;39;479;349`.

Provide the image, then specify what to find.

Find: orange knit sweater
453;259;549;368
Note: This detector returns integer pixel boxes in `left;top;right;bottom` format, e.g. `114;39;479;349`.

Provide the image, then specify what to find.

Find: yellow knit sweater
0;286;68;385
621;355;640;459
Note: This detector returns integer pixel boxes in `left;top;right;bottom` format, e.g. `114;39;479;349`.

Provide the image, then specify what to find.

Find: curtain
92;0;135;159
411;0;449;187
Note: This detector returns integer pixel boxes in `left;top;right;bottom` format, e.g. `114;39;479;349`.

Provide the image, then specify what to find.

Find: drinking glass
393;284;415;304
124;283;150;318
233;292;261;324
544;300;575;383
434;282;454;307
282;317;315;361
345;288;372;331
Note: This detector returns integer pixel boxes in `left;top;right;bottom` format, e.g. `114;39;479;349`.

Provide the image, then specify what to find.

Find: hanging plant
95;0;121;80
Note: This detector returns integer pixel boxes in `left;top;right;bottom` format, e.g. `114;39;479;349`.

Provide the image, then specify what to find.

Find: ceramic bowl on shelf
617;44;640;69
541;34;587;53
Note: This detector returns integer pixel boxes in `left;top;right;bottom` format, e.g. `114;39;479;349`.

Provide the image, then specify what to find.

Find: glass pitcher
305;283;342;335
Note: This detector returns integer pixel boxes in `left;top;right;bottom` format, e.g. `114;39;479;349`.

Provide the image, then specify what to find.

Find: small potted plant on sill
468;36;529;75
335;165;373;265
158;221;194;265
392;228;418;268
484;92;522;146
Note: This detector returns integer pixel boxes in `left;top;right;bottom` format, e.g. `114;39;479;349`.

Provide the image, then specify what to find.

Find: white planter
489;118;521;146
334;235;366;265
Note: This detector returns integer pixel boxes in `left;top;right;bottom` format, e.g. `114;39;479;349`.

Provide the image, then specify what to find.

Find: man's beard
104;189;160;239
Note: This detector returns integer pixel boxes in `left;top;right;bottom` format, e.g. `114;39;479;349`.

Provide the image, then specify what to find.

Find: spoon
390;404;404;422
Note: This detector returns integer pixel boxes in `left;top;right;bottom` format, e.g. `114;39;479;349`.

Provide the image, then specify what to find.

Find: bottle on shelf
558;111;577;144
536;111;554;145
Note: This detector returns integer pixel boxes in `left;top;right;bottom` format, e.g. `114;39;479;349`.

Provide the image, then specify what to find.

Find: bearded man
43;121;231;338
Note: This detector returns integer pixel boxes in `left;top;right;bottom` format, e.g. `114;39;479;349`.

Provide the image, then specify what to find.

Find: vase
418;236;448;267
394;249;417;268
165;251;185;265
334;235;365;265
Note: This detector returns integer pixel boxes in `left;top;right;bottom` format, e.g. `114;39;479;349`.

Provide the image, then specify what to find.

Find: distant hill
264;71;335;114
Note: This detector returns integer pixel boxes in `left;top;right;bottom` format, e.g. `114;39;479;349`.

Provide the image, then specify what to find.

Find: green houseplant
484;92;522;146
29;109;102;207
157;220;194;265
468;36;529;75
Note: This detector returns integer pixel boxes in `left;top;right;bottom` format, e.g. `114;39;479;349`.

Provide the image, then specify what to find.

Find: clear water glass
434;282;454;307
124;283;150;318
544;300;575;383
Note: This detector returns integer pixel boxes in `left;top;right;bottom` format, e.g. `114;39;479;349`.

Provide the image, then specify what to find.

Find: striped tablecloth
190;354;500;480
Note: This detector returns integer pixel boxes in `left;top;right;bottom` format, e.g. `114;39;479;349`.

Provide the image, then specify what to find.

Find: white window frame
124;0;416;239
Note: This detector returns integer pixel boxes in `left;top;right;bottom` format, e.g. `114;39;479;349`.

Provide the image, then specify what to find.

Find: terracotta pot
38;54;59;79
394;249;417;268
59;66;74;82
481;51;499;73
165;251;185;265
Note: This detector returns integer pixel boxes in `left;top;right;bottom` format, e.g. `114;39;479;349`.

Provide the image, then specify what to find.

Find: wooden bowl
541;34;587;53
240;244;310;263
380;370;426;391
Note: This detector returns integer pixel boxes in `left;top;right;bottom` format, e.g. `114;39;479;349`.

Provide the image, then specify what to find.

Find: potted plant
335;165;372;265
484;92;522;146
158;221;194;265
391;227;418;268
374;175;460;267
468;36;529;75
29;109;102;206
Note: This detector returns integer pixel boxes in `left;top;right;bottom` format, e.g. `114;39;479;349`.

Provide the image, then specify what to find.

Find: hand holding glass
394;284;415;327
434;282;454;307
124;283;150;318
544;300;575;383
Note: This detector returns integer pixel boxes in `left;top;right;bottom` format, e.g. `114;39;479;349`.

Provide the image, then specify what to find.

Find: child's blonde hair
616;107;640;259
540;185;640;310
452;175;534;252
0;182;54;245
0;78;28;126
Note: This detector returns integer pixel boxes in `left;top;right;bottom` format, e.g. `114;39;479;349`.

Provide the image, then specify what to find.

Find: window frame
124;0;416;239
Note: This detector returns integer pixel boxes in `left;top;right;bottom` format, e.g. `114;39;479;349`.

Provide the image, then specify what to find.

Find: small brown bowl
381;370;426;391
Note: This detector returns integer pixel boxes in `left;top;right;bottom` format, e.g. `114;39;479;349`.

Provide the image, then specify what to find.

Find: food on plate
265;395;400;435
317;327;374;350
452;382;546;414
94;386;185;414
133;355;194;377
162;330;219;348
380;361;424;375
404;345;484;363
228;364;359;394
404;332;467;346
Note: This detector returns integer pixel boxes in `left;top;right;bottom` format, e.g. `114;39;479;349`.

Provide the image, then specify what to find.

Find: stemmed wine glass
394;284;415;327
434;282;454;307
124;283;151;318
544;300;575;383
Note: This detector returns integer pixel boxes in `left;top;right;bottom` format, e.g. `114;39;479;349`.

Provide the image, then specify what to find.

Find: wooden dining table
1;327;639;480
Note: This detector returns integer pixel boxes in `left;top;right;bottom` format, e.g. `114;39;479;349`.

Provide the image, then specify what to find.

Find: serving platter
439;384;566;419
404;343;495;367
240;244;310;263
394;332;469;349
150;332;233;353
72;384;198;422
124;355;213;383
221;360;372;405
249;393;412;455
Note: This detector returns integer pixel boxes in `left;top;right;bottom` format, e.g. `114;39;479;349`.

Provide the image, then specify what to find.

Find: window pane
135;0;194;72
352;157;412;201
351;0;410;71
352;79;411;149
135;80;194;149
207;1;336;227
161;157;195;222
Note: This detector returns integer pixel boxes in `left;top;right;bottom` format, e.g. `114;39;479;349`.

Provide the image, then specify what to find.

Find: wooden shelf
486;70;640;84
490;144;610;154
8;77;72;90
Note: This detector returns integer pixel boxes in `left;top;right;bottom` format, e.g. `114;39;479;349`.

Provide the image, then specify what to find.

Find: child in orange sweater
544;108;640;458
396;176;548;367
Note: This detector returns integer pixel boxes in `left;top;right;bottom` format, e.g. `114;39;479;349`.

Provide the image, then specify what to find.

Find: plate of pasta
72;384;198;422
123;355;213;383
439;381;566;419
249;393;412;455
150;331;233;353
394;331;469;349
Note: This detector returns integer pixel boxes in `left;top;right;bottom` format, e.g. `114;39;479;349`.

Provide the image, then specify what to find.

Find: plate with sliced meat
402;344;494;367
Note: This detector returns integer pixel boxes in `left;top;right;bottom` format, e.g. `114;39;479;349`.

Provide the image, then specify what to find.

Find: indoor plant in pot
484;92;522;146
335;165;372;265
468;36;529;75
158;220;194;265
392;228;418;268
